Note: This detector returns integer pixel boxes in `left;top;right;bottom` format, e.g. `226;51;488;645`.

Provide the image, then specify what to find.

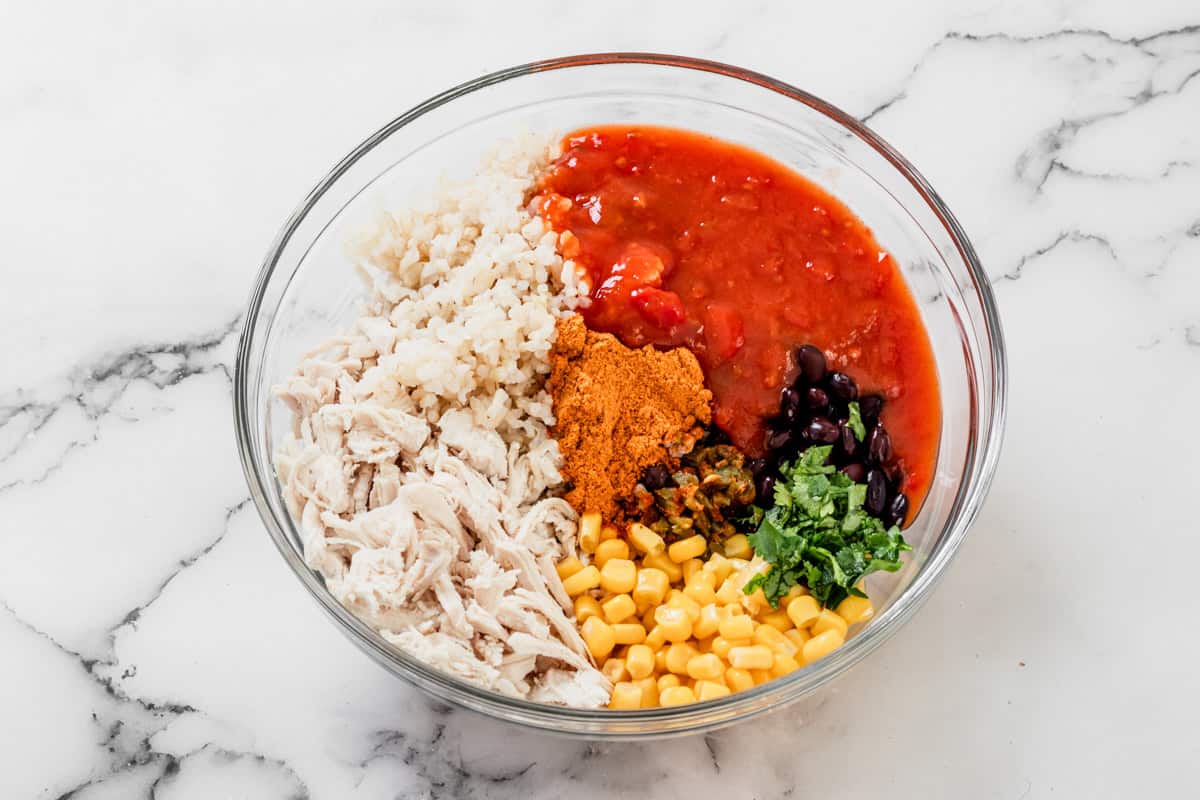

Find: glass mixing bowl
234;54;1006;738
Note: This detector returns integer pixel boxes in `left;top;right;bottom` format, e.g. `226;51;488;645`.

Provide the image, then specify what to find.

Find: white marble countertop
3;1;1198;797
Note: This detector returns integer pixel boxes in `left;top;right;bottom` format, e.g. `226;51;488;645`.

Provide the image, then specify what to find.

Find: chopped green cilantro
744;446;910;608
847;401;867;442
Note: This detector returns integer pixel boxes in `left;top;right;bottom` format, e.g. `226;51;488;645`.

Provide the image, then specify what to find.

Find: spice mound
548;314;711;520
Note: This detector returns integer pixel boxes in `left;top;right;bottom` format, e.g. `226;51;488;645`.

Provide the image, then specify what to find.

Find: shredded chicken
274;136;607;707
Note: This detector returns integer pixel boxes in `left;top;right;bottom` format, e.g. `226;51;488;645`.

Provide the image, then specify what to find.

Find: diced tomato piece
630;287;686;328
612;242;669;286
703;304;745;360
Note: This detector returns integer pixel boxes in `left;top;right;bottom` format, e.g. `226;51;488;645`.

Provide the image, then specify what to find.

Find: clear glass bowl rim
234;52;1007;737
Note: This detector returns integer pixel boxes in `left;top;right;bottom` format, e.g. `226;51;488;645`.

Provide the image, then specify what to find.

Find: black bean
804;416;840;444
756;473;777;503
841;463;866;483
746;457;769;479
883;461;903;488
888;492;910;526
766;428;793;451
838;422;859;459
642;464;670;490
858;394;884;422
867;425;892;464
827;372;858;402
865;469;888;516
805;387;830;411
780;387;803;423
795;344;827;384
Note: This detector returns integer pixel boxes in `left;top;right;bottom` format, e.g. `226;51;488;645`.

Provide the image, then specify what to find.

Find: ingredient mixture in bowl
275;126;941;710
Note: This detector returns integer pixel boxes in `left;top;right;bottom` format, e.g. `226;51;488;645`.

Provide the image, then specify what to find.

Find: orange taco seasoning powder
548;314;712;520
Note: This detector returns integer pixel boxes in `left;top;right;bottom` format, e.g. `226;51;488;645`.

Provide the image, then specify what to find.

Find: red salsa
535;125;941;509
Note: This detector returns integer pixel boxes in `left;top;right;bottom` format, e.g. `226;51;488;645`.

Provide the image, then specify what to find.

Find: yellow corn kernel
665;642;699;675
600;524;620;541
626;644;655;679
638;597;657;623
729;644;774;670
741;585;769;615
609;681;643;709
659;686;697;707
667;591;702;622
574;595;603;624
594;538;630;568
599;558;637;595
685;653;726;681
628;523;666;556
724;667;754;692
759;609;793;632
636;676;659;708
750;669;772;685
782;584;810;603
637;603;654;628
556;557;585;580
680;558;703;584
687;569;717;590
668;534;707;563
811;609;849;638
725;603;745;615
836;595;874;626
710;636;750;660
693;604;724;639
696;680;731;701
784;628;811;650
802;628;845;664
702;553;734;584
654;606;693;642
683;581;718;607
718;614;755;640
771;653;802;678
581;617;615;661
754;624;798;657
715;575;745;605
786;595;821;629
644;625;667;650
652;642;672;671
579;512;602;554
657;673;681;691
693;635;715;653
723;533;752;560
642;552;683;583
612;622;647;645
562;565;601;597
601;658;628;683
602;593;637;624
633;568;670;608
